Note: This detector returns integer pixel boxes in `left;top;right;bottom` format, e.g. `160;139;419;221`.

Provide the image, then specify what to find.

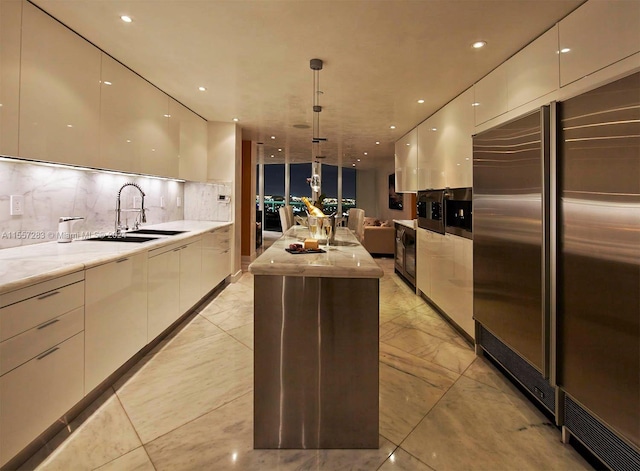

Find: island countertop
249;226;383;279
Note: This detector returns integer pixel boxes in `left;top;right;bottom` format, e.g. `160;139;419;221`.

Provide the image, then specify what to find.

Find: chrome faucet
115;182;146;235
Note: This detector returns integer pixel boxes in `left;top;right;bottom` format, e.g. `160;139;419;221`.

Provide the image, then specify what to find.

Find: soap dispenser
58;216;84;243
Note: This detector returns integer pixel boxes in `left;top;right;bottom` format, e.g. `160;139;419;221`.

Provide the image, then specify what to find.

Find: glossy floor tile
27;258;593;471
401;376;592;471
24;389;141;471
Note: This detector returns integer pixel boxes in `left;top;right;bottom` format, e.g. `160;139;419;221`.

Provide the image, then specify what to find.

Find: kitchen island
249;226;383;449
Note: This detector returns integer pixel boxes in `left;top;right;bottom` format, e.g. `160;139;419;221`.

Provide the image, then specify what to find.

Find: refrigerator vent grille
478;325;555;413
565;395;640;471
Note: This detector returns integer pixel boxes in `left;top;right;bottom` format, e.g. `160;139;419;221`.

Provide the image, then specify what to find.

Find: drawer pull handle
38;291;60;300
37;319;60;330
116;258;129;263
37;347;59;360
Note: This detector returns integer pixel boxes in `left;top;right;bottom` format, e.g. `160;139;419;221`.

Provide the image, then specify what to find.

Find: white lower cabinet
85;252;148;393
201;226;231;297
179;238;202;314
147;245;180;341
147;236;202;341
416;228;431;298
0;332;84;466
0;271;85;467
417;231;474;339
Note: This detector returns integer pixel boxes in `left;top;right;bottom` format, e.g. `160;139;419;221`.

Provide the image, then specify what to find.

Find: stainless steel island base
253;274;379;449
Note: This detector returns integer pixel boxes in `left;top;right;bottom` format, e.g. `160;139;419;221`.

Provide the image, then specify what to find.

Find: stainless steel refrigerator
558;71;639;466
472;106;555;413
473;71;640;470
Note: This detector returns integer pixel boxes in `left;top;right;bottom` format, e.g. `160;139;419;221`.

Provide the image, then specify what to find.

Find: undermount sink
127;229;187;236
85;235;158;243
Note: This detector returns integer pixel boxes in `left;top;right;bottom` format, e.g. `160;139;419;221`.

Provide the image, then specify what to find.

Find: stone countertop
249;226;384;279
393;219;417;229
0;220;232;295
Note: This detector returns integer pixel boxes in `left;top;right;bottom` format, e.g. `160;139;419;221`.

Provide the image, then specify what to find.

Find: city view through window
258;163;357;231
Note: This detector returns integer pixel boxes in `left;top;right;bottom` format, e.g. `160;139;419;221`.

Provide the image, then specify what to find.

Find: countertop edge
249;227;384;279
0;220;233;296
393;219;417;229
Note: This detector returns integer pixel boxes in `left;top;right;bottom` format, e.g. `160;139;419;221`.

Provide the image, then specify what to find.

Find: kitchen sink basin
127;229;187;236
85;235;158;243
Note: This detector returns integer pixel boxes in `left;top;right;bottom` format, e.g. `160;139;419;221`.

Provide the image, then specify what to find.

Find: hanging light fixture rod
310;58;323;70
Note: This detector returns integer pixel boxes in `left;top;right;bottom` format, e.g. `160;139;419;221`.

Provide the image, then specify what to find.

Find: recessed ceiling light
103;81;112;86
66;124;73;128
375;141;380;145
352;163;356;167
270;154;274;158
431;128;437;131
278;148;282;152
390;125;396;129
198;86;207;91
364;152;368;155
560;47;571;54
120;15;132;23
472;102;480;107
472;41;486;49
417;99;425;104
163;114;171;118
357;159;361;162
271;136;276;139
126;139;132;143
232;118;239;122
466;157;470;160
406;143;411;146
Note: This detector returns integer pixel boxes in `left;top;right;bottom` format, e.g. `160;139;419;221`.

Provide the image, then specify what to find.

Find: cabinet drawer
0;280;84;341
0;332;84;464
0;306;84;376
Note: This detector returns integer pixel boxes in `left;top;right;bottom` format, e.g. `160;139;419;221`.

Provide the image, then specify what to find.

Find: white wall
207;121;242;279
355;168;378;218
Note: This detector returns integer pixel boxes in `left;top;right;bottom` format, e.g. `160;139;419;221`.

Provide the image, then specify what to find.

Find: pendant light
309;58;325;198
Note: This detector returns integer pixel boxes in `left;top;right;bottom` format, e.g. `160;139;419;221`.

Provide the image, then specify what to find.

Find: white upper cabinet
419;114;447;190
442;88;474;188
473;62;508;125
507;26;559;110
417;88;473;190
169;99;208;182
559;0;640;87
0;0;21;157
19;2;101;166
394;128;418;192
99;54;175;177
417;118;436;189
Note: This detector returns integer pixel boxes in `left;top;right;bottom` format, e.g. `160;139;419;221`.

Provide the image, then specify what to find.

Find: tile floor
21;257;593;471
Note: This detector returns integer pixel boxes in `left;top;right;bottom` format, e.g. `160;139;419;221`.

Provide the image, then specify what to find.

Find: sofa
362;218;395;255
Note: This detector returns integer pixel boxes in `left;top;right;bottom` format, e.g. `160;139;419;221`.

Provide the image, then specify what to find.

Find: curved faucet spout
115;183;147;234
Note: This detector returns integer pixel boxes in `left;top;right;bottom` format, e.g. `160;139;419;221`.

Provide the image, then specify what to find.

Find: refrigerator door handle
540;105;555;379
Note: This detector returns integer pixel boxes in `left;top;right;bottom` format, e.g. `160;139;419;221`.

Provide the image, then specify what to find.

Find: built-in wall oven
417;189;445;234
444;187;472;239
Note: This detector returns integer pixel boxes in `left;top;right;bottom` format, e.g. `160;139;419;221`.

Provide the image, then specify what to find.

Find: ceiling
31;0;585;169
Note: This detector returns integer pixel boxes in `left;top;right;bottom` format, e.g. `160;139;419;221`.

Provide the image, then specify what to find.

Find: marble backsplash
0;158;185;249
184;181;232;223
